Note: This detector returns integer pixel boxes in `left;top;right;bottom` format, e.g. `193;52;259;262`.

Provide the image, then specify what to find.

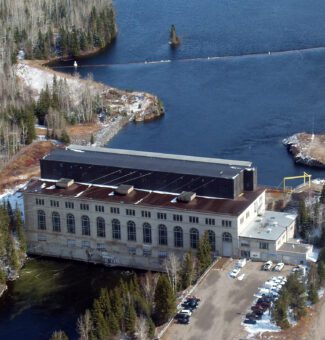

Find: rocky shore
283;133;325;168
15;61;164;146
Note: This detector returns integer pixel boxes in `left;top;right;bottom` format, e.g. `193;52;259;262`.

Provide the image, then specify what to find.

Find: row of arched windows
37;210;232;251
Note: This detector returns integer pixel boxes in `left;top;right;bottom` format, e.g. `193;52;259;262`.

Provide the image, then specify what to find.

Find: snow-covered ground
243;312;281;338
307;247;320;262
0;183;26;220
318;288;325;299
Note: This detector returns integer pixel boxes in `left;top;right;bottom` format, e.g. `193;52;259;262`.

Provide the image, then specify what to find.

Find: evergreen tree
91;299;110;340
272;290;290;329
125;300;136;336
179;252;194;289
318;261;325;286
90;134;95;145
320;184;325;204
110;287;124;328
36;85;51;125
197;231;212;274
298;201;310;239
60;130;70;144
147;317;155;339
153;275;176;325
25;109;36;144
308;283;319;304
107;311;119;336
0;269;6;284
14;206;26;253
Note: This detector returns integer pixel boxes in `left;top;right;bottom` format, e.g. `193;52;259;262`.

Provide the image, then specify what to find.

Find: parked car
244;318;257;325
182;299;198;310
177;315;190;324
262;261;273;271
274;263;284;272
236;258;247;268
180;309;192;316
230;268;241;278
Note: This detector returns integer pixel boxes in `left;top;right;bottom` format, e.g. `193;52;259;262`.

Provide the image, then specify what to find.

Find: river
0;258;134;339
54;0;325;186
2;0;325;339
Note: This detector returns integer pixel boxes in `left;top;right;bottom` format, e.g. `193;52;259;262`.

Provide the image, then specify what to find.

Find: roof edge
66;145;252;168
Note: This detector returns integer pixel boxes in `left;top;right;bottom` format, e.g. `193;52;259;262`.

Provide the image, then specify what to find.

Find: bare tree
135;316;148;340
164;253;180;294
77;309;92;340
141;272;159;305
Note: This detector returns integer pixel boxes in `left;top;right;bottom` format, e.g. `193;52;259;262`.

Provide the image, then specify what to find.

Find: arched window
127;221;136;241
143;223;152;244
222;232;232;242
97;217;106;238
158;224;168;246
174;226;183;248
190;228;199;249
112;219;121;240
37;210;46;230
52;212;61;232
208;230;216;251
67;213;75;234
81;215;90;236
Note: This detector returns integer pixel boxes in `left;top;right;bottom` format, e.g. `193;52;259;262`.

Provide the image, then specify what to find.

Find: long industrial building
23;145;311;270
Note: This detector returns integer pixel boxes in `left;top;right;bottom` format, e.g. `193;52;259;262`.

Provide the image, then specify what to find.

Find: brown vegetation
0;141;57;194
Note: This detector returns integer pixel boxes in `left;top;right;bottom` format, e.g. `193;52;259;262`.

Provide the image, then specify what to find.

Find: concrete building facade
22;146;311;270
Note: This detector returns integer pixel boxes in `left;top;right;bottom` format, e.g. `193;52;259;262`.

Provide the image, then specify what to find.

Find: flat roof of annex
42;145;253;179
24;179;264;217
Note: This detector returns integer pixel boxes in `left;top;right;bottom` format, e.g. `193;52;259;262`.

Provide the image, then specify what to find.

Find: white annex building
22;145;311;270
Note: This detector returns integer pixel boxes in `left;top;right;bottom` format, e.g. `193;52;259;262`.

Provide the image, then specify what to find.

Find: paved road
164;260;292;340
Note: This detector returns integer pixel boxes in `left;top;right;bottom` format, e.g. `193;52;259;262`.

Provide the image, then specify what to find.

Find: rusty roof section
24;179;264;216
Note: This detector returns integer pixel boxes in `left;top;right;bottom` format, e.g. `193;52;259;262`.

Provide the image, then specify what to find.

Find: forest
0;203;26;284
0;0;116;167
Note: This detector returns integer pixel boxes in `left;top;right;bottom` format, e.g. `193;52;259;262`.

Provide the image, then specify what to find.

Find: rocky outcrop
283;133;325;168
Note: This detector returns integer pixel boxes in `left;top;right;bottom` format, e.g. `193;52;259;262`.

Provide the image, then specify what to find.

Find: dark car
246;312;262;320
244;318;257;325
251;305;267;313
177;315;190;324
175;313;188;320
183;299;198;310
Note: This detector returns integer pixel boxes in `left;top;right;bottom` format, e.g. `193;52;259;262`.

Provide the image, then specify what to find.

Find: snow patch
318;288;325;299
243;312;281;337
0;183;26;220
307;247;320;262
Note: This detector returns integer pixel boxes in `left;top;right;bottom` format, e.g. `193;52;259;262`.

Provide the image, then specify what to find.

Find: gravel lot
163;259;293;340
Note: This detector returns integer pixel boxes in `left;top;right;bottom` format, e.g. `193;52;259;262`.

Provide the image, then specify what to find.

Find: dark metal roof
24;179;264;216
43;146;253;179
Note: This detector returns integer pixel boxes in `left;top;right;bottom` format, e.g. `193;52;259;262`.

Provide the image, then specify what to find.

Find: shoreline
283;133;325;168
16;59;164;146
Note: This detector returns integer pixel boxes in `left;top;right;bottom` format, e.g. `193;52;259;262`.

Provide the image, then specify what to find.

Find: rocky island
283;132;325;168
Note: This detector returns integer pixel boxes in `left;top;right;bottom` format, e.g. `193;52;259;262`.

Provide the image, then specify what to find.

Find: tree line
50;232;214;339
0;0;116;168
0;202;26;284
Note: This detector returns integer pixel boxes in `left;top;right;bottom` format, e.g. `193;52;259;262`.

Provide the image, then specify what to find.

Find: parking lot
163;259;293;340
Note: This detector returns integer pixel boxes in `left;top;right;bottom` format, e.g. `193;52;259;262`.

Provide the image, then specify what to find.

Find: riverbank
283;133;325;168
15;60;164;146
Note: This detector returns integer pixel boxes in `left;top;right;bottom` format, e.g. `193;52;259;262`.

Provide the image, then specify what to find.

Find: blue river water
56;0;325;186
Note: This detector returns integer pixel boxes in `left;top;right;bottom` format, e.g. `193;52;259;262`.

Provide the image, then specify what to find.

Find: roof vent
115;184;134;195
177;191;196;203
56;178;74;189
